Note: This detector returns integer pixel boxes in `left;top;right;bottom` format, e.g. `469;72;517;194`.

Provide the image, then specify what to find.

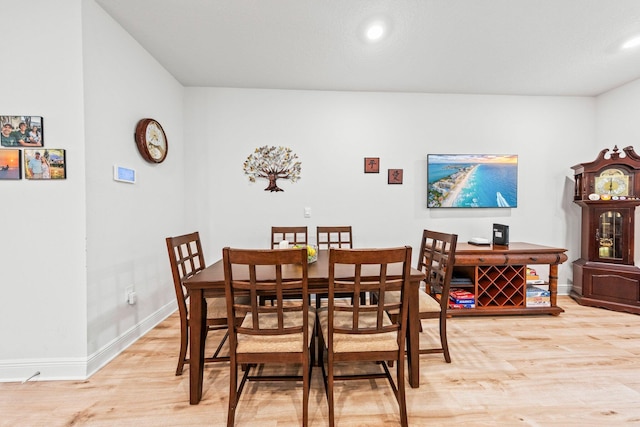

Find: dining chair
315;226;359;307
318;246;412;427
271;226;308;248
387;229;458;363
223;247;315;427
316;226;353;249
166;232;232;375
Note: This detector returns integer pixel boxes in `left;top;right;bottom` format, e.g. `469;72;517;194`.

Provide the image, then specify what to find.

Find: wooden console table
450;242;568;316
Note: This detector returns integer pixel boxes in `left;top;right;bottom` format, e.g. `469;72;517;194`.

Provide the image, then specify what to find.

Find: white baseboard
557;282;572;296
0;302;176;383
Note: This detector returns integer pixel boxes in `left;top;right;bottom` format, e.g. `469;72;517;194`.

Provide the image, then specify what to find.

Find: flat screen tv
427;154;518;208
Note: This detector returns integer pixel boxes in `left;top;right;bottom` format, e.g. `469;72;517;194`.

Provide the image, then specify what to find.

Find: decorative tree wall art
243;145;302;192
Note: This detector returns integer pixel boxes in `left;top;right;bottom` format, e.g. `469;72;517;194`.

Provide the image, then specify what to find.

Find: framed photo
0;149;21;180
24;149;66;180
1;115;43;147
427;154;518;208
364;157;380;173
388;168;403;184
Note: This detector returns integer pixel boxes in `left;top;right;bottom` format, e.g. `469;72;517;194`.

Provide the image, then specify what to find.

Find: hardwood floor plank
2;297;640;426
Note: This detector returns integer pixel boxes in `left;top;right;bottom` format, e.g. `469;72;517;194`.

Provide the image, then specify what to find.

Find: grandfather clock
571;145;640;314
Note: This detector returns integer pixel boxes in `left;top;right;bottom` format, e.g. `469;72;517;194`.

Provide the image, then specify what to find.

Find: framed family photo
24;149;66;180
1;115;44;148
0;149;22;180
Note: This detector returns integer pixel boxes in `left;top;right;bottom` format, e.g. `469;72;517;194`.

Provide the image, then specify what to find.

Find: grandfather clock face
594;168;630;197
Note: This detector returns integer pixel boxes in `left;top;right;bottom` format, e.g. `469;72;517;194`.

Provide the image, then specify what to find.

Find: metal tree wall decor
243;145;302;192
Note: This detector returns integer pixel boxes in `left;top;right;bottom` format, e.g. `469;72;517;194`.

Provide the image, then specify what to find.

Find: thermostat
113;165;136;184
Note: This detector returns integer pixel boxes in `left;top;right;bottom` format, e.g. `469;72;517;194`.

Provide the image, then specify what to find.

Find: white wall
81;1;185;374
0;0;185;382
0;0;88;380
184;88;595;288
596;79;640;145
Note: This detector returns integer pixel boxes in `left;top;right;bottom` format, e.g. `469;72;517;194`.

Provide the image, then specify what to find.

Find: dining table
182;249;426;404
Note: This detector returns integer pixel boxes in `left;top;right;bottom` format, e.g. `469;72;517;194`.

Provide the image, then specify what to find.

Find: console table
450;242;568;316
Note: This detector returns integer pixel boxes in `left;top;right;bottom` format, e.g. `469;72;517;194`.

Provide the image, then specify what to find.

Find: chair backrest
316;226;353;249
327;246;412;342
417;230;458;309
166;232;206;321
271;226;308;248
223;247;310;348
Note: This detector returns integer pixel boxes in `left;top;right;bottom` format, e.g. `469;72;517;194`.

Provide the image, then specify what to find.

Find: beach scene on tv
427;154;518;208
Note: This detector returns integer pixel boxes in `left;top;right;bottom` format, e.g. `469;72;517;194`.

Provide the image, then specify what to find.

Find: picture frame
388;168;403;184
1;115;44;147
364;157;380;173
427;154;518;208
0;149;22;180
24;148;66;180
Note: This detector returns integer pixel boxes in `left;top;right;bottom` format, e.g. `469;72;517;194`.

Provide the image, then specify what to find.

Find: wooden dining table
182;249;426;404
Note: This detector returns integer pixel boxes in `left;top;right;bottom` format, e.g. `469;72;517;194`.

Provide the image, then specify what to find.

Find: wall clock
135;118;167;163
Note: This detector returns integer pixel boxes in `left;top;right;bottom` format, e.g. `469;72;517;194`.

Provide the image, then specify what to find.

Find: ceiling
94;0;640;96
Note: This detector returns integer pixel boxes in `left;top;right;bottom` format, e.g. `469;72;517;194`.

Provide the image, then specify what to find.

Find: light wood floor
2;296;640;426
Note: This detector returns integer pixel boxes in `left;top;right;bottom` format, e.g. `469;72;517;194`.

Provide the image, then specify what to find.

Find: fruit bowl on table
293;244;318;263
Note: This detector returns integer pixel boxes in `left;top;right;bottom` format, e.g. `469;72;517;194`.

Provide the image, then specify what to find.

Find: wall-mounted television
427;154;518;208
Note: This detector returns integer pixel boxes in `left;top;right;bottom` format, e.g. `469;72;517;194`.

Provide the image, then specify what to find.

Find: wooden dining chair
316;226;353;249
415;229;458;362
166;232;232;375
387;229;458;363
315;226;358;307
271;226;308;248
318;246;412;427
223;247;315;427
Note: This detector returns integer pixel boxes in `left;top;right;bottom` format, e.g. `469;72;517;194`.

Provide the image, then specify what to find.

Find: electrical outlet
125;286;134;303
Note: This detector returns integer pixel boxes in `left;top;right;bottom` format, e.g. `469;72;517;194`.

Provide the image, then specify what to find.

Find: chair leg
396;354;408;427
440;312;451;363
176;321;188;376
227;359;238;427
303;354;310;427
327;354;335;427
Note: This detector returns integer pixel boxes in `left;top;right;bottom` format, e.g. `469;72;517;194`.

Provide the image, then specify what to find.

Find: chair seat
199;296;250;320
237;309;316;353
385;289;441;315
204;297;227;319
318;308;398;353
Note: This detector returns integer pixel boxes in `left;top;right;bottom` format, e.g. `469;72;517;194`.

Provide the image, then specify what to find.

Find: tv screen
427;154;518;208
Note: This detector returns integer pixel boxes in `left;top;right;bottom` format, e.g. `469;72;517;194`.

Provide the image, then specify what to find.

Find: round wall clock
135;118;168;163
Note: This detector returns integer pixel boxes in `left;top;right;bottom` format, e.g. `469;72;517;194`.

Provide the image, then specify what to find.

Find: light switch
304;207;311;218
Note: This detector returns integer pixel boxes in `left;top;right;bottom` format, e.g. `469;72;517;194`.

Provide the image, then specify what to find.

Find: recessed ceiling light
365;21;386;42
621;34;640;50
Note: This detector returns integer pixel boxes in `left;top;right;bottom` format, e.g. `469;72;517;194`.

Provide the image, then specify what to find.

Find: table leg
406;279;420;388
189;288;205;404
549;264;559;307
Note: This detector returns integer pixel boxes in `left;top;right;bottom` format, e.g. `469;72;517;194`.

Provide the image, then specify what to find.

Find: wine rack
476;265;525;307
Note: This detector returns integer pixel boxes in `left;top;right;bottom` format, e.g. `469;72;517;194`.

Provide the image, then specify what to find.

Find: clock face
135;119;168;163
595;168;629;197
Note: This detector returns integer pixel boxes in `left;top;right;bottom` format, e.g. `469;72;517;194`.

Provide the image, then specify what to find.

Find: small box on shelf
526;284;551;307
449;288;475;309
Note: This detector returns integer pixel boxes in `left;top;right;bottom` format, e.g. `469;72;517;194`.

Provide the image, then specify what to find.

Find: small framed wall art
24;148;66;180
0;115;44;147
364;157;380;173
0;149;21;180
388;169;403;184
